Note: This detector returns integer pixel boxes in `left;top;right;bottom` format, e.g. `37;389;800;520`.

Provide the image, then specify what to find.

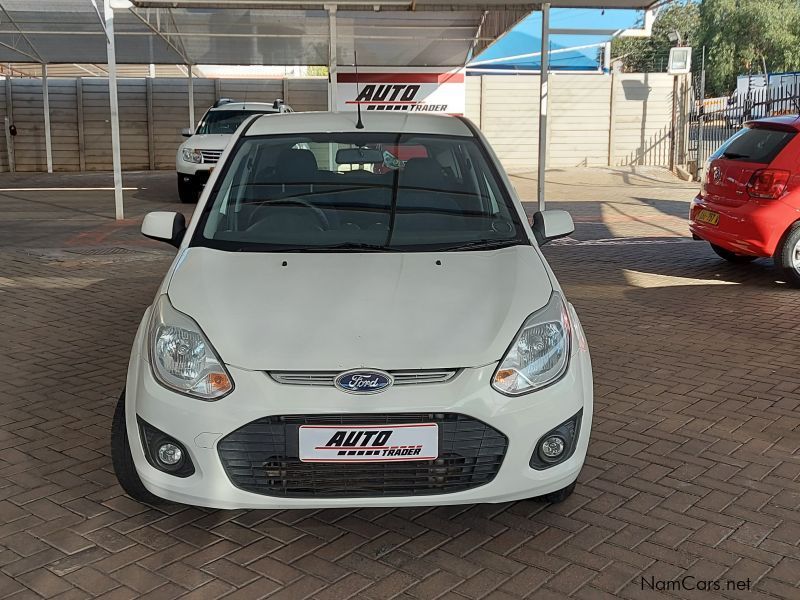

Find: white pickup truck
176;99;293;202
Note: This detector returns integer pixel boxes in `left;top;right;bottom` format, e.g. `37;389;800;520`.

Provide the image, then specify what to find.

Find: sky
471;8;644;71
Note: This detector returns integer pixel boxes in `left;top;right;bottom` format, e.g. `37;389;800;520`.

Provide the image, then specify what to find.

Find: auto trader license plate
299;423;438;463
696;209;720;226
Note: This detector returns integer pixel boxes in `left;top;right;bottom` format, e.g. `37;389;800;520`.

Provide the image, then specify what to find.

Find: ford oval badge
334;370;393;394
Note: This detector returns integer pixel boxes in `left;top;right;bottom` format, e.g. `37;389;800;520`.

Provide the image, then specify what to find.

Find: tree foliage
306;65;329;77
611;0;800;96
611;1;700;74
700;0;800;95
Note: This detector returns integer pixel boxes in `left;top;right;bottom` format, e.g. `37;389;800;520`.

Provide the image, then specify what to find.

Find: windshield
195;110;273;135
192;132;528;252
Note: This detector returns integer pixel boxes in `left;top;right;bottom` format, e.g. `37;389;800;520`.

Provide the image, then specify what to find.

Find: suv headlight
148;295;233;400
492;292;571;396
181;148;202;163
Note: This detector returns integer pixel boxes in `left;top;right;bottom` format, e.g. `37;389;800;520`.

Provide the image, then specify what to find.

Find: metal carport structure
0;0;660;218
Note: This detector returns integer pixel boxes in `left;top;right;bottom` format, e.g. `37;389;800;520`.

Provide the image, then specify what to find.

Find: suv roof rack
273;99;294;113
214;97;235;108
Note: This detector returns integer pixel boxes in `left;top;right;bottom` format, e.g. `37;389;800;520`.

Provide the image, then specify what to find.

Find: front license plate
696;209;720;226
299;423;438;463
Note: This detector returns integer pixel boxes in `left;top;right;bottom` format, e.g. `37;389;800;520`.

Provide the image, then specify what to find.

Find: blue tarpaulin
470;8;642;72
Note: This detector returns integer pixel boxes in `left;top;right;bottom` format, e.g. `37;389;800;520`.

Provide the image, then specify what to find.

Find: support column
326;4;338;111
536;2;550;213
42;64;52;173
146;77;155;170
104;0;124;220
76;77;86;171
188;66;195;131
5;76;14;172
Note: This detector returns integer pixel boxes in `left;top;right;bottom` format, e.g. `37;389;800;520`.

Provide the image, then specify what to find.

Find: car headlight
181;148;202;163
492;292;571;396
148;295;233;400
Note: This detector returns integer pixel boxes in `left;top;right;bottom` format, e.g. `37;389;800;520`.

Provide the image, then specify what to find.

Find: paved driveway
1;168;799;600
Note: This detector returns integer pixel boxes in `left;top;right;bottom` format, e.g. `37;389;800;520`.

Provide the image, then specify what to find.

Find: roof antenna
354;48;364;129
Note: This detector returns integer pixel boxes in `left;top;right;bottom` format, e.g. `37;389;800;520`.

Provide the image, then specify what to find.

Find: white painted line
0;187;139;192
551;236;694;246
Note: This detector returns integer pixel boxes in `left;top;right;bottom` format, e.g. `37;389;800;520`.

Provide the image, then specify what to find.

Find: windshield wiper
722;151;749;159
319;242;399;252
438;239;522;252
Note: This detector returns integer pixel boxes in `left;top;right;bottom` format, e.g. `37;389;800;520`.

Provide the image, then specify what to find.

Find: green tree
699;0;800;95
611;1;700;73
306;65;329;77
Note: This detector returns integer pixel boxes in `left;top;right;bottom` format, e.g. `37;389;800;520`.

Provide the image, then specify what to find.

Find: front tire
111;390;164;505
177;174;198;204
710;243;756;263
538;481;576;504
776;223;800;287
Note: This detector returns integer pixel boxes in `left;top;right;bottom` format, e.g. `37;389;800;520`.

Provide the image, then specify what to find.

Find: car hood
180;134;231;150
167;246;553;371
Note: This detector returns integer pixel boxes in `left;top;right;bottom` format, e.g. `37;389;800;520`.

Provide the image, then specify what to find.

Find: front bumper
125;307;593;509
177;170;211;187
176;155;214;177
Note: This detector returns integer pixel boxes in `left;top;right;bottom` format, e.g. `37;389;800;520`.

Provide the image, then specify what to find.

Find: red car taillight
747;169;790;199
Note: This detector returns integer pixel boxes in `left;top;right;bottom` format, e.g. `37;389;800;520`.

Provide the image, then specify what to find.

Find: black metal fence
688;83;800;173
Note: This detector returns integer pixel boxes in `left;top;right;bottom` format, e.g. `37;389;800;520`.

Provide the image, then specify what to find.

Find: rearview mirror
181;127;193;138
532;210;574;245
142;211;186;248
336;147;384;165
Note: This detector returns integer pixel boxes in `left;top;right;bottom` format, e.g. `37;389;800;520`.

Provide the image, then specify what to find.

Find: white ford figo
112;111;593;509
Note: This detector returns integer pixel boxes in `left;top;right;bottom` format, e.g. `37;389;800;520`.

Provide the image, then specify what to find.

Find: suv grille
217;413;507;498
269;369;458;387
200;149;223;163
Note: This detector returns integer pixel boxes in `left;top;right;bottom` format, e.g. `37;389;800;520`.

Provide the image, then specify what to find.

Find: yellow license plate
696;209;720;226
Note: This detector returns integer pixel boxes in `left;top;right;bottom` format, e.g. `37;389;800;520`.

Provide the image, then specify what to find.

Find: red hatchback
690;116;800;285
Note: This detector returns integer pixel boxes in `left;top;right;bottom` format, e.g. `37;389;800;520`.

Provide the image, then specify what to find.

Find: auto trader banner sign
336;67;465;115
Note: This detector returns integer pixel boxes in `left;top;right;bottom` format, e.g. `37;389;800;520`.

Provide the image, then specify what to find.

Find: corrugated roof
0;0;658;66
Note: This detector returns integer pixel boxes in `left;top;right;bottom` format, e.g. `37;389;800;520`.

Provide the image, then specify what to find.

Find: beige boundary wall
0;72;684;174
0;77;328;172
464;72;683;172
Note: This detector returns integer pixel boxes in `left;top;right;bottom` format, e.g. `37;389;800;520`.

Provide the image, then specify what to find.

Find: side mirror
532;210;574;245
142;211;186;248
181;127;193;138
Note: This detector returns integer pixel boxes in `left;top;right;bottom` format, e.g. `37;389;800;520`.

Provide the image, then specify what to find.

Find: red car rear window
713;127;796;164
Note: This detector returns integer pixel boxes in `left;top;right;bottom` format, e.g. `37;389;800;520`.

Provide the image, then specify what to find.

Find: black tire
710;243;757;263
538;481;576;504
776;223;800;287
177;175;198;204
111;390;164;505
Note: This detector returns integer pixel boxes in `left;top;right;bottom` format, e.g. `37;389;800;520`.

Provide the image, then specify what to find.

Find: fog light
530;410;583;470
157;443;183;466
138;418;195;477
540;436;565;461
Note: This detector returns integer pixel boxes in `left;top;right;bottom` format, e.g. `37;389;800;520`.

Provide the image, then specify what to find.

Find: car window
193;132;527;252
713;126;796;164
195;110;272;135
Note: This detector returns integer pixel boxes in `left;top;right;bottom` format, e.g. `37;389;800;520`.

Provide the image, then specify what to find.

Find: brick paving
1;168;799;599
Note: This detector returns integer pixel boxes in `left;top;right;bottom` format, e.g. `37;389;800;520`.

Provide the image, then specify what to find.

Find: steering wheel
247;197;330;231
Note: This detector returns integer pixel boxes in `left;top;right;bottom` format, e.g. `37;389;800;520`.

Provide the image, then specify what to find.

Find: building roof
0;1;660;67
